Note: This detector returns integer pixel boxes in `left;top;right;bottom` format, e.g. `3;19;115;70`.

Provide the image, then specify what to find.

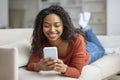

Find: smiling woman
27;5;89;78
27;5;105;78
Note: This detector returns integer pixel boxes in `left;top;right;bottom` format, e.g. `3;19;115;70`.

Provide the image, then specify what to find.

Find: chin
48;38;59;42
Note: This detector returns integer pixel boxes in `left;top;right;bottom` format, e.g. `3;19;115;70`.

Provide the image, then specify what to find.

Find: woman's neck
49;39;69;55
49;38;64;47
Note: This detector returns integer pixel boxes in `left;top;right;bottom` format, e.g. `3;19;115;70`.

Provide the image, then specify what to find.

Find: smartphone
43;47;58;59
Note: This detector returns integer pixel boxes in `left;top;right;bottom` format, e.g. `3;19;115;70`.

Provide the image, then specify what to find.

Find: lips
48;33;58;38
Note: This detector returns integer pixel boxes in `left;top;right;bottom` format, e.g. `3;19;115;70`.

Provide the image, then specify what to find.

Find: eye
55;23;61;28
43;24;50;28
55;24;60;27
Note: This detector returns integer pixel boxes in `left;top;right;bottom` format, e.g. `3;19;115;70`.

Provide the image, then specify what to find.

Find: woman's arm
63;35;90;78
27;52;40;71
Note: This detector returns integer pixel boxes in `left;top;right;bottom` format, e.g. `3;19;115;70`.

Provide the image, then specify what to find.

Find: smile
48;33;58;38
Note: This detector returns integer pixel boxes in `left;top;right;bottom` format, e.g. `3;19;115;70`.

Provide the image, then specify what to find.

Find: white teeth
49;33;57;37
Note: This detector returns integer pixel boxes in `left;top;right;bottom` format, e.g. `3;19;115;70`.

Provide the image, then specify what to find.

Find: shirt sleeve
63;35;90;78
27;52;40;71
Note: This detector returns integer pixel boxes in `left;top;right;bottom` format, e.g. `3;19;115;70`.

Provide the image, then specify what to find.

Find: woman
27;5;104;78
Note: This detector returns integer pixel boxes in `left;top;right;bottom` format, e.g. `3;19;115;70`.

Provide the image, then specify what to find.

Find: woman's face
43;14;63;42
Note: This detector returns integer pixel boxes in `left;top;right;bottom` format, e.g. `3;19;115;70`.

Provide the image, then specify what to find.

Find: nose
50;26;55;32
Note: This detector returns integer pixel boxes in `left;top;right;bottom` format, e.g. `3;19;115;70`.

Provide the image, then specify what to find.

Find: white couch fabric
1;39;31;67
0;28;120;80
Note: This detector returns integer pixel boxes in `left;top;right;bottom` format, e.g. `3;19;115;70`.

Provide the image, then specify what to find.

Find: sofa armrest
79;65;102;80
91;54;120;79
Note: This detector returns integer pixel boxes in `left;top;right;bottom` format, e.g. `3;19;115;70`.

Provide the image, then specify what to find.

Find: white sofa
0;28;120;80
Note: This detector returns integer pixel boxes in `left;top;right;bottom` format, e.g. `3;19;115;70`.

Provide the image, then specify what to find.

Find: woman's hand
34;58;56;71
53;59;67;73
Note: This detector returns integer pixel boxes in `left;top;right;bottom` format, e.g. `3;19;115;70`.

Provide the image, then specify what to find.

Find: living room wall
0;0;8;28
2;0;120;35
9;0;39;28
107;0;120;35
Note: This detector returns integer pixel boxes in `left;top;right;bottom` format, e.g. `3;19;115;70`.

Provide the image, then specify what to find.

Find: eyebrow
43;22;61;24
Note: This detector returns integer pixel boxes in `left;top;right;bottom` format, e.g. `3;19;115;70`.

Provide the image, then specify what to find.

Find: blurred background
0;0;120;35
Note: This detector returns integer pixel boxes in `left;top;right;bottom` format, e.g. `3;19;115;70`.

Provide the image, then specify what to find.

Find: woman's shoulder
70;34;85;46
75;34;85;42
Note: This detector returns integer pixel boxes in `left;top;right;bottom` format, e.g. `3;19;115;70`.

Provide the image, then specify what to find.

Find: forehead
44;14;61;22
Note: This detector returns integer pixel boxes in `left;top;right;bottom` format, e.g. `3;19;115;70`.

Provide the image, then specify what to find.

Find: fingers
55;59;63;64
54;64;67;73
38;58;67;72
39;58;56;70
53;59;67;73
44;58;56;66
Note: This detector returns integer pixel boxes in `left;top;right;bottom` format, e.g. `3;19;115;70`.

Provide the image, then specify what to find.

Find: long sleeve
62;35;90;78
27;52;40;71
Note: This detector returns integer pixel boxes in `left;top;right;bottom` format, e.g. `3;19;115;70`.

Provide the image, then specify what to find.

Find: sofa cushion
105;48;120;55
0;28;33;45
1;39;31;67
91;54;120;79
80;65;102;80
19;68;79;80
97;36;120;48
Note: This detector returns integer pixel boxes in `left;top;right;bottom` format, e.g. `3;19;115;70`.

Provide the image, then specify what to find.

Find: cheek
43;28;48;37
43;28;48;33
60;27;64;33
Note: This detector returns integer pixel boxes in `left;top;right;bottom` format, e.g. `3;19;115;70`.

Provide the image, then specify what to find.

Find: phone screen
43;47;58;59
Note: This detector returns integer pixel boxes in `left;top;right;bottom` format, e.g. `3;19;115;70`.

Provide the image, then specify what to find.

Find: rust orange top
27;35;90;78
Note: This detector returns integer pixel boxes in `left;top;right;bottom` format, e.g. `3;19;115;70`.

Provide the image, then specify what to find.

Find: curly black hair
32;5;85;56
